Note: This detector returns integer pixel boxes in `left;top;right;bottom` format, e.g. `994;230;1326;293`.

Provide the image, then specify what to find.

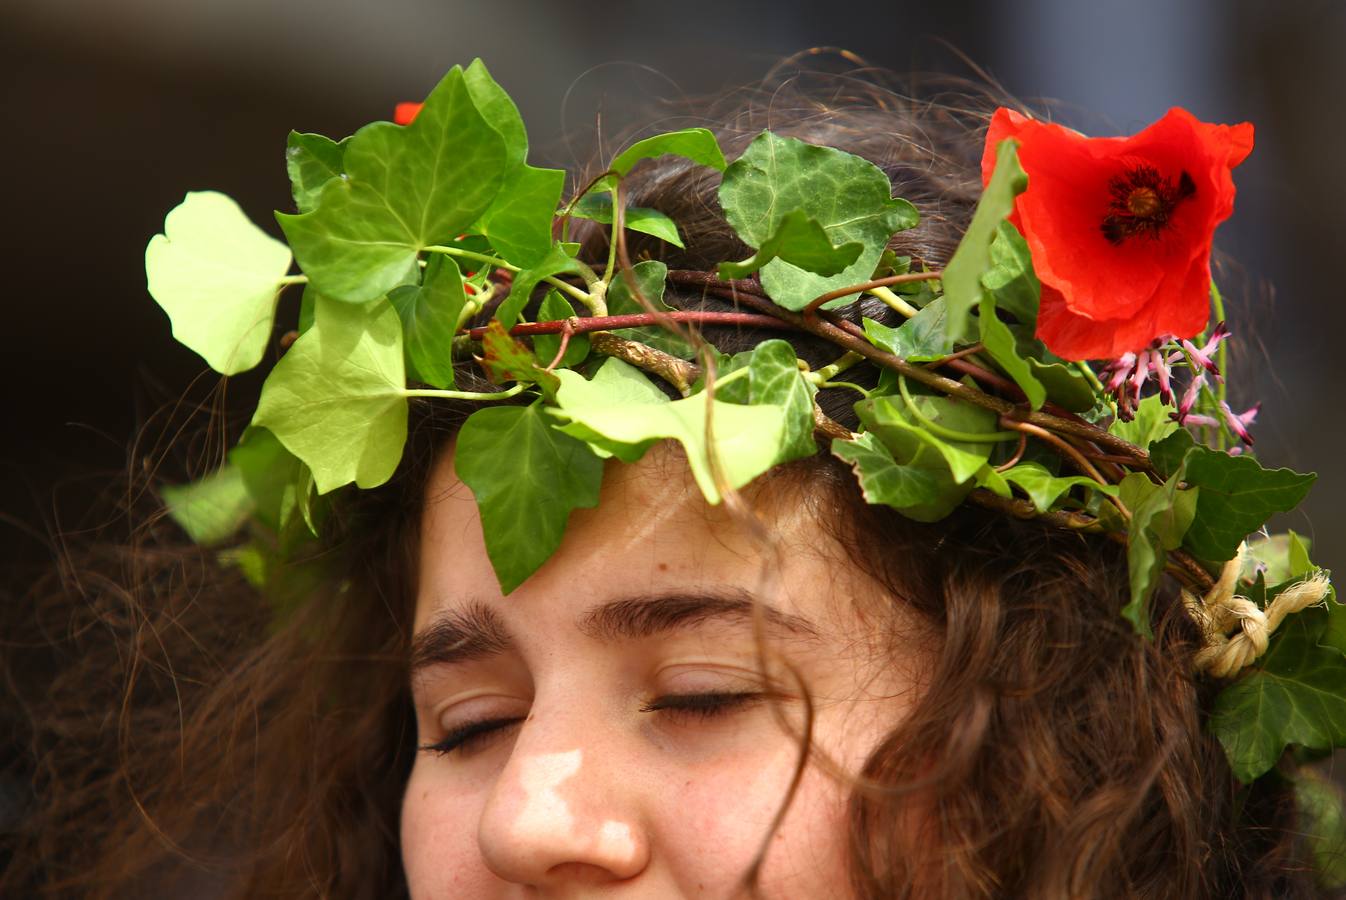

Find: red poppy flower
981;107;1254;361
393;102;423;125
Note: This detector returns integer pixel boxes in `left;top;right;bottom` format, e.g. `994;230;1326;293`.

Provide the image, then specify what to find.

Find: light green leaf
1210;607;1346;782
719;131;918;311
455;403;604;594
832;432;947;520
718;209;864;280
495;243;594;329
1293;768;1346;889
568;193;685;248
604;260;696;359
229;426;307;535
1109;395;1180;449
551;360;788;505
1120;469;1198;636
943;139;1027;342
162;464;252;546
478;164;566;267
146;191;293;375
253;294;407;493
533;291;590;370
861;300;953;362
1245;531;1315;585
606;128;727;179
277;65;508;303
285;131;346;213
979;293;1046;409
387;254;466;389
998;461;1113;513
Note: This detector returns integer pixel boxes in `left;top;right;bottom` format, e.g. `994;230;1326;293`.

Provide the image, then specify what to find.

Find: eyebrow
409;589;820;677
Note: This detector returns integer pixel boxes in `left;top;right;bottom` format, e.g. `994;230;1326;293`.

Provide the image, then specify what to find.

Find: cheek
400;762;497;898
650;743;855;898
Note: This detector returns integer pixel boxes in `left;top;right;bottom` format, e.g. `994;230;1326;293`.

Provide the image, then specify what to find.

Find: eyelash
419;691;766;757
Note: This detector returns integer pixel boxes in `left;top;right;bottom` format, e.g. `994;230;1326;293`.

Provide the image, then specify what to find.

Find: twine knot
1182;543;1331;679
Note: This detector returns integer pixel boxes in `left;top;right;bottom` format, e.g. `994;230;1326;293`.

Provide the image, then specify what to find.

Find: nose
476;720;651;886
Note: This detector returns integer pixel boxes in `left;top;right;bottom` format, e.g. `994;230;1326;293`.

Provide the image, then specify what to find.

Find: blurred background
2;0;1343;574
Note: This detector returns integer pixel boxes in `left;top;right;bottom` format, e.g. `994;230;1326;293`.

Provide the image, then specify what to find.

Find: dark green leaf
979;293;1046;408
1293;768;1346;889
719;339;818;462
981;220;1039;324
943;139;1028;342
832;432;948;520
1025;358;1096;413
568;193;685;248
532;291;590;370
858;393;1001;484
276;65;509;303
146;191;294;375
719;131;918;311
1121;469;1198;636
605;260;696;359
253;295;407;493
285;131;346;213
717;209;863;279
998;461;1114;513
861;299;953;362
387;254;466;389
454;404;604;593
1154;438;1318;563
1210;606;1346;782
1148;428;1196;479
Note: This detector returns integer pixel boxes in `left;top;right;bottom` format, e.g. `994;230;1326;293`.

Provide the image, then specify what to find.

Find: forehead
414;442;880;639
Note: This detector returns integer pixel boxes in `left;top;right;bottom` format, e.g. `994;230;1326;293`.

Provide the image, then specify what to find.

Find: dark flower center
1100;165;1196;245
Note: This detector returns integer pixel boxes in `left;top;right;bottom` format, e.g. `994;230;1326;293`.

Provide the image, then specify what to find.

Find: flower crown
146;60;1344;869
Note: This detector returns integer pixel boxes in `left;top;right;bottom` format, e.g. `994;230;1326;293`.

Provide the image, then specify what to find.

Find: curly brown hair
1;59;1327;898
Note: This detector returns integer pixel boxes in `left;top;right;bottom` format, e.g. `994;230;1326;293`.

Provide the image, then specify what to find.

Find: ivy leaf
548;359;668;462
550;360;788;504
1293;768;1346;889
285;131;346;213
1120;469;1198;637
276;64;508;303
387;254;466;389
719;131;918;311
717;209;864;280
857;393;1000;484
1246;531;1315;586
1151;433;1317;563
832;432;947;519
146;191;293;375
463;59;564;267
454;403;604;594
495;243;594;329
979;293;1046;409
253;294;408;493
712;339;817;462
532;291;590;370
568;193;685;248
480;320;559;401
593;128;726;188
981;221;1039;325
861;300;953;362
161;464;252;546
229;426;308;535
943;139;1028;342
604;260;696;359
1210;605;1346;782
1109;395;1180;449
998;461;1114;513
1147;428;1196;479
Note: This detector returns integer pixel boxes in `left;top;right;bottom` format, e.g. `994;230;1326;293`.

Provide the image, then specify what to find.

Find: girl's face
402;446;929;898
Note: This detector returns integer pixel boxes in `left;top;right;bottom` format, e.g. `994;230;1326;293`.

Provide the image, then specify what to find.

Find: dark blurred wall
2;0;1342;573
